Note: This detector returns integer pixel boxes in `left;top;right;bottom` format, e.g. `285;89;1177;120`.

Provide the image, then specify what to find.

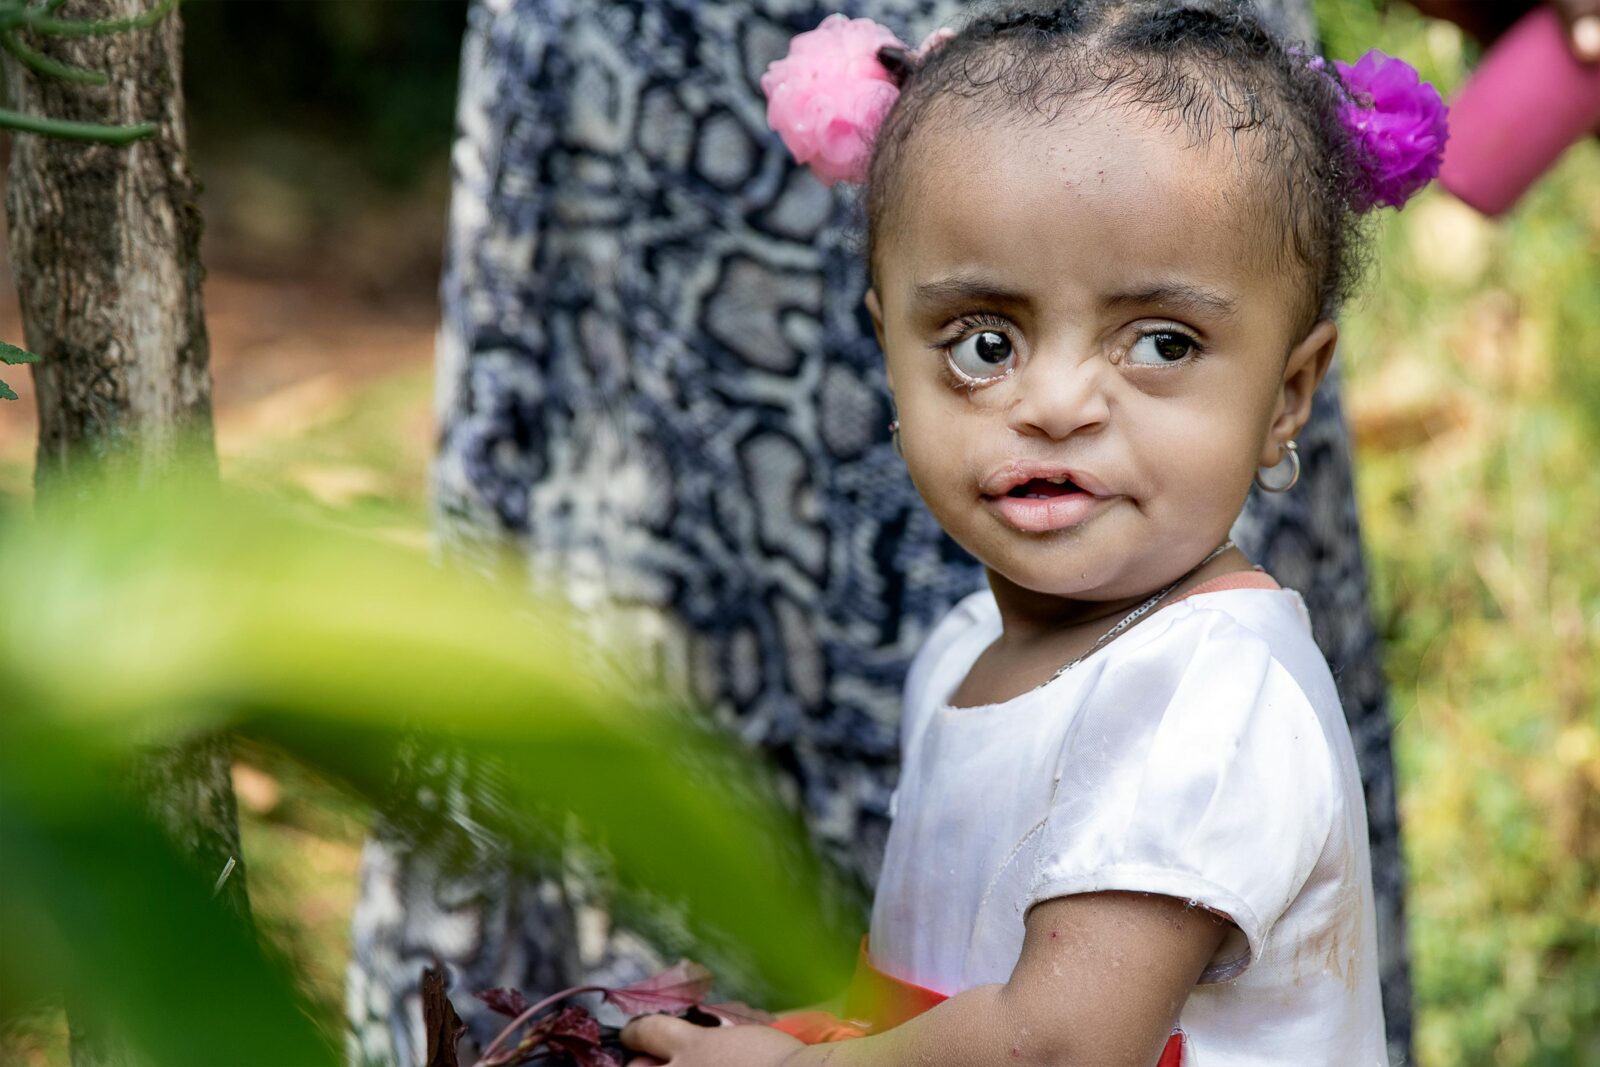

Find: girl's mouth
982;472;1109;533
1006;476;1083;499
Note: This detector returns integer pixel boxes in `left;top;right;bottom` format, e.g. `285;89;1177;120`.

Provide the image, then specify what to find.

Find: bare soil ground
0;148;448;502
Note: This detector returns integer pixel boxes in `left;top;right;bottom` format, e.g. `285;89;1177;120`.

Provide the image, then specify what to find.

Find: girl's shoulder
1094;583;1346;748
1156;582;1336;701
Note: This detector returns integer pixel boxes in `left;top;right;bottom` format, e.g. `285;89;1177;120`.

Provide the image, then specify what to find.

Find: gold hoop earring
1255;439;1300;493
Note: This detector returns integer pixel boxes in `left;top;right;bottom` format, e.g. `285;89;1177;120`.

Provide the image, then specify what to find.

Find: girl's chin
981;545;1175;605
984;560;1124;602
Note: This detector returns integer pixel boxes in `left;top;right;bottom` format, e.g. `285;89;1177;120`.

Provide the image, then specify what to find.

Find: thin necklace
1039;539;1235;688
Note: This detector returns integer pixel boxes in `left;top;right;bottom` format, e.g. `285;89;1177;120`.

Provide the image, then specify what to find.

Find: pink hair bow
760;15;953;187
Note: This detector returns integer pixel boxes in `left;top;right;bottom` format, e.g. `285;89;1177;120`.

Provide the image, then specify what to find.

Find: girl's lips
983;487;1109;532
977;463;1117;532
977;462;1114;499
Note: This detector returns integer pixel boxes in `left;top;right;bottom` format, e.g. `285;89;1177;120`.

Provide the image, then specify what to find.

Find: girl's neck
984;545;1250;646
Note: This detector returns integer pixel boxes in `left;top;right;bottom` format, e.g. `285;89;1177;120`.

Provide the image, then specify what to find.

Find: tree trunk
3;3;246;1064
4;0;215;491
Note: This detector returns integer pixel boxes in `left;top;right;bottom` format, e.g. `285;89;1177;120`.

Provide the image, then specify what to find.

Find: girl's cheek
898;426;963;497
922;367;1017;414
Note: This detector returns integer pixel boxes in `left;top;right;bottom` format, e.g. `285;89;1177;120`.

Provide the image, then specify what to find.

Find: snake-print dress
345;2;1412;1064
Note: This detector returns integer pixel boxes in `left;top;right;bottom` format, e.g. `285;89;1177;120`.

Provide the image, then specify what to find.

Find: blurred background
1;1;1595;1065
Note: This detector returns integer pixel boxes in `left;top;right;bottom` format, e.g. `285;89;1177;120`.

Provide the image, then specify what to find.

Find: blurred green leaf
0;729;338;1066
0;474;856;1064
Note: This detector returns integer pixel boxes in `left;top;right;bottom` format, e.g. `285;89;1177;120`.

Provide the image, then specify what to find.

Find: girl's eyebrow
911;275;1031;308
909;277;1238;319
1103;283;1238;318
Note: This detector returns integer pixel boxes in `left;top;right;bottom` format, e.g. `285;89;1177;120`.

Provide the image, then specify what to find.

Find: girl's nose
1004;353;1111;441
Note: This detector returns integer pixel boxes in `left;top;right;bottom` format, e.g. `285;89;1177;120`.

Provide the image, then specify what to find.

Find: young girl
623;1;1446;1064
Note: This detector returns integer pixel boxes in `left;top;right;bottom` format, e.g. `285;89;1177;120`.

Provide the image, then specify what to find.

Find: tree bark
3;4;246;1064
4;0;215;491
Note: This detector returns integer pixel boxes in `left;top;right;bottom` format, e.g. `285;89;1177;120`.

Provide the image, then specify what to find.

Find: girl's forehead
880;102;1290;309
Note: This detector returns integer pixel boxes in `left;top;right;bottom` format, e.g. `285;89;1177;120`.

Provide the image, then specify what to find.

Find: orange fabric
772;940;1186;1064
841;937;947;1030
768;1011;870;1043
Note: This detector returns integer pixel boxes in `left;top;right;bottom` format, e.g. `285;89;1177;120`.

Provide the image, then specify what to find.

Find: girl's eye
1127;330;1199;365
947;329;1016;381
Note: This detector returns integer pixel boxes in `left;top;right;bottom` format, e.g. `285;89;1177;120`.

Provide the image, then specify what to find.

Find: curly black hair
865;0;1373;329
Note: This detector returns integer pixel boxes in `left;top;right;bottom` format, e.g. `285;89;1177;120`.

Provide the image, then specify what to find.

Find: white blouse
870;587;1389;1066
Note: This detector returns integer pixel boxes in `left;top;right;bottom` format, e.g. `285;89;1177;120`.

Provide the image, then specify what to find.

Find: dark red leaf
475;985;604;1064
477;987;533;1018
541;1007;622;1067
473;961;765;1065
568;1046;624;1067
539;1006;601;1044
549;1035;623;1067
601;960;714;1015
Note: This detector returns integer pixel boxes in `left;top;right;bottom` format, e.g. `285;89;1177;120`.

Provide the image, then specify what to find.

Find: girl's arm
622;890;1230;1067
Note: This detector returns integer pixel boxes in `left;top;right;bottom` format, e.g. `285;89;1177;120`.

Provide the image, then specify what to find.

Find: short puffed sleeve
1026;606;1336;982
898;590;999;761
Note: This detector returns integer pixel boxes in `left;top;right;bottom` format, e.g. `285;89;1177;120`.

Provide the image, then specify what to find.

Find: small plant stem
23;0;173;36
1;27;108;83
0;0;65;32
0;105;154;142
474;986;604;1066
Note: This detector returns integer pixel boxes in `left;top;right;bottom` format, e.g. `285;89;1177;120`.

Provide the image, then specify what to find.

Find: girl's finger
620;1014;695;1058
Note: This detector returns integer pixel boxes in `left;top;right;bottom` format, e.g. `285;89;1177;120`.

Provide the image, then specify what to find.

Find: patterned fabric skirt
345;2;1410;1064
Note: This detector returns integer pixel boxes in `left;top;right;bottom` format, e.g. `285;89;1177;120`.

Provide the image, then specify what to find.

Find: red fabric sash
771;940;1184;1066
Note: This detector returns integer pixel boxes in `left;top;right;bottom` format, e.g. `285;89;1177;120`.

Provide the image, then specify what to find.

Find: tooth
1048;476;1068;485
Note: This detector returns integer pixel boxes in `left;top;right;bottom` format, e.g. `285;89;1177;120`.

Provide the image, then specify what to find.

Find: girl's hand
623;890;1229;1067
619;1015;806;1067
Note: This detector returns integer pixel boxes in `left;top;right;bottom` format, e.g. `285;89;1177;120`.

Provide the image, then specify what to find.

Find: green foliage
0;474;857;1065
1;339;39;401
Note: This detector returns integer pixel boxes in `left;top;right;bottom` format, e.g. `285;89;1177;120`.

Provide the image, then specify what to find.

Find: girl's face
867;100;1336;604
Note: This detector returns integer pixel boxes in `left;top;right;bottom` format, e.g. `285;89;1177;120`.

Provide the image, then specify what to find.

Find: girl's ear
1261;319;1338;467
865;288;893;391
865;288;887;347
